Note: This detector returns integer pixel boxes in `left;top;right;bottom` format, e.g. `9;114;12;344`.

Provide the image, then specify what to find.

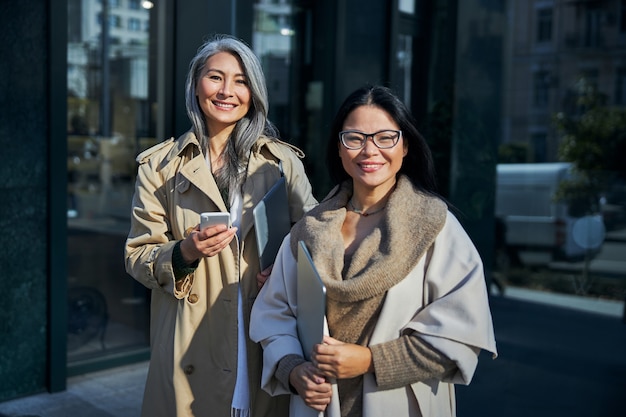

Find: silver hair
184;34;277;194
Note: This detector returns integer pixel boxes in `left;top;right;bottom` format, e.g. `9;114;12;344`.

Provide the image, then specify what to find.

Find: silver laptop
253;176;291;271
297;240;327;361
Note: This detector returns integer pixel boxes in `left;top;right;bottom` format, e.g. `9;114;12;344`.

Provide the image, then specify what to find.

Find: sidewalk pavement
457;292;626;417
0;290;624;417
0;361;147;417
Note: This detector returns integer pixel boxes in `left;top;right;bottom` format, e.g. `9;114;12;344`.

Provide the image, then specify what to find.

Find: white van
495;162;603;267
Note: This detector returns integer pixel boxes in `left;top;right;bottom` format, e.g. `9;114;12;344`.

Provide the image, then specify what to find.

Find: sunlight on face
196;51;251;136
339;105;407;194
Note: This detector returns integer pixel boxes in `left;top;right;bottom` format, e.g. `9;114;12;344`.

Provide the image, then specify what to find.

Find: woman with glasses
250;85;497;416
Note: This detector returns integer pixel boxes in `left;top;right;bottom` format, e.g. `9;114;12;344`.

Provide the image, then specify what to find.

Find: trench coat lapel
179;153;229;212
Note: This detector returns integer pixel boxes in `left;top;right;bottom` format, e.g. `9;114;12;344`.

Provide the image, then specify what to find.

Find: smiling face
339;105;408;195
196;51;251;136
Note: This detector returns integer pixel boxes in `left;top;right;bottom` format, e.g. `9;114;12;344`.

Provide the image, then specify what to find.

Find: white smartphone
200;212;231;230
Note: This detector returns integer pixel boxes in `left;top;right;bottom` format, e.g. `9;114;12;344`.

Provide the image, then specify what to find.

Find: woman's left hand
311;336;374;379
256;265;273;290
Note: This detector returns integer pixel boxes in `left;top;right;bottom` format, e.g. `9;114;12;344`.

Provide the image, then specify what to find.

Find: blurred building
503;0;626;161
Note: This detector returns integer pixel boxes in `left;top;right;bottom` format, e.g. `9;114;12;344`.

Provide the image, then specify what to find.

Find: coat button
184;364;195;375
188;294;199;303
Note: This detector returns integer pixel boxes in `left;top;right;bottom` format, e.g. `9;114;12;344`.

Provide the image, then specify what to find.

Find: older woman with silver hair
125;34;317;417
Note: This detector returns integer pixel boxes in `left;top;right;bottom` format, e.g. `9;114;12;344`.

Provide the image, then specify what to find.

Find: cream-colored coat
125;130;317;417
250;213;497;417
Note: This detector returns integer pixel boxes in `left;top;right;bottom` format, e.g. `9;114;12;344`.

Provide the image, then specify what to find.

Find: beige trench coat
125;130;317;417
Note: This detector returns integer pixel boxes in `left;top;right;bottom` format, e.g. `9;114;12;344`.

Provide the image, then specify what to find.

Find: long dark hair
326;85;438;194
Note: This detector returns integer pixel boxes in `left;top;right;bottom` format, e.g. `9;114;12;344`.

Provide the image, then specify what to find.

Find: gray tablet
297;240;327;361
253;176;291;271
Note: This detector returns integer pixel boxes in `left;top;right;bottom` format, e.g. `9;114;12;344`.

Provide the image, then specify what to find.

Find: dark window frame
537;7;553;43
533;70;550;108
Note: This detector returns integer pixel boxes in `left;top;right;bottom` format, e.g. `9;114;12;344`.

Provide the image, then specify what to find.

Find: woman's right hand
180;224;238;264
289;362;332;411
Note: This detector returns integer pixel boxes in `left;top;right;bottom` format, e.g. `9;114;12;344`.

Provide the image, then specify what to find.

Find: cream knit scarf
289;175;447;344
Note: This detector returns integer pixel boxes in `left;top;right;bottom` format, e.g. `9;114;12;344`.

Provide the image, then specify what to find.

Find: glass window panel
530;132;547;162
252;0;330;196
585;6;603;47
399;0;415;15
253;0;295;136
394;34;413;108
533;71;550;108
129;17;141;31
537;8;553;43
497;1;626;311
67;0;153;364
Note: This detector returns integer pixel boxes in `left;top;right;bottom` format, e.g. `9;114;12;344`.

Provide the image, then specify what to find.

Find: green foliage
553;178;601;217
498;141;529;163
553;79;626;214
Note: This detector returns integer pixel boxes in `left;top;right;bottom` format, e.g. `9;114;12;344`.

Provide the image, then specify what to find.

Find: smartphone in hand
200;212;231;230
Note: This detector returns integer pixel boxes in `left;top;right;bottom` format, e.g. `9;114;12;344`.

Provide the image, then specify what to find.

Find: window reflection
536;7;553;43
62;0;626;364
496;0;626;310
67;0;152;363
398;0;415;15
253;0;295;136
395;34;413;108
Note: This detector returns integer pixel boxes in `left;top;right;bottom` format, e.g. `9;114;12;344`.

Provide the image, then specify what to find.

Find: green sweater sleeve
172;240;199;281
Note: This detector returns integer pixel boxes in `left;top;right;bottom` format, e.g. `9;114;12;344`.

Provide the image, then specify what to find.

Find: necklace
348;199;386;217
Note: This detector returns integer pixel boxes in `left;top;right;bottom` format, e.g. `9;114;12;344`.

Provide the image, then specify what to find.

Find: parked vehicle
495;162;604;269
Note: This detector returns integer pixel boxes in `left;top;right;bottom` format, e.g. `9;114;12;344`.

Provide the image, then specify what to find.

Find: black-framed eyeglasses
339;129;402;150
